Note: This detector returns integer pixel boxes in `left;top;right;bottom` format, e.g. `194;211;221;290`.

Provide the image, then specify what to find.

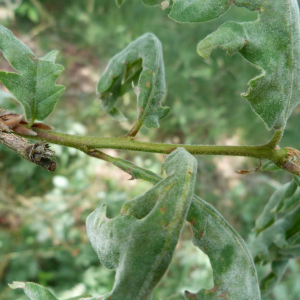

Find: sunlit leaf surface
0;25;65;122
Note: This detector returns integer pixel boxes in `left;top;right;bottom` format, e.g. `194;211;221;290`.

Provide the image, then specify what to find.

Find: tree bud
275;147;300;176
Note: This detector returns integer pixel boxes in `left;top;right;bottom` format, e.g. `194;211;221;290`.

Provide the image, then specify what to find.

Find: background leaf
0;90;16;103
97;33;170;133
169;0;300;130
252;176;300;295
9;282;58;300
9;281;93;300
255;177;299;233
0;25;65;122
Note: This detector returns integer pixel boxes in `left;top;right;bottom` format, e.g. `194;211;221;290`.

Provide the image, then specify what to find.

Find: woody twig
0;109;56;171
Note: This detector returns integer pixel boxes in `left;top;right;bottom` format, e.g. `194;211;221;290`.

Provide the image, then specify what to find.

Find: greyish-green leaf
9;282;58;300
251;175;300;295
252;204;300;294
95;151;261;300
255;176;300;234
279;231;300;258
0;25;65;122
9;281;93;300
86;148;197;300
260;160;281;171
184;195;261;300
96;151;162;184
259;260;289;296
169;0;300;130
255;179;299;233
97;33;170;134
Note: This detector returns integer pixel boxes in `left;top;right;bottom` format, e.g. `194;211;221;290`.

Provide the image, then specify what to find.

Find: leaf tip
8;281;25;289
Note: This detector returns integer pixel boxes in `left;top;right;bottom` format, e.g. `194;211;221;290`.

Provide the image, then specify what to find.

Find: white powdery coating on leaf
172;0;300;130
188;196;261;299
97;33;169;129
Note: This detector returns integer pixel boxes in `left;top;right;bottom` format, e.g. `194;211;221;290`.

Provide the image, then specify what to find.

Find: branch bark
0;130;56;171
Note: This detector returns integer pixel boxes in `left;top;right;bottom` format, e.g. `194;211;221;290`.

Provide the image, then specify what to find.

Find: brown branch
0;108;56;171
0;131;56;171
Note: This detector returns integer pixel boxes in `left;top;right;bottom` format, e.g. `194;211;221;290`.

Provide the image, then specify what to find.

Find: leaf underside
97;33;170;129
86;148;197;299
185;195;261;300
98;153;261;300
0;25;65;122
169;0;300;130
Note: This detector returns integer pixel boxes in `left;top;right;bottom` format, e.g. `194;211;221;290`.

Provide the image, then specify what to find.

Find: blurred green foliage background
0;0;300;299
